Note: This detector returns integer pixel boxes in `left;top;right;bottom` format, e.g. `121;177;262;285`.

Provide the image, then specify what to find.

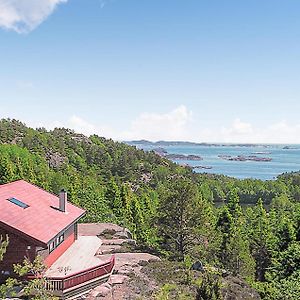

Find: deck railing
45;255;115;292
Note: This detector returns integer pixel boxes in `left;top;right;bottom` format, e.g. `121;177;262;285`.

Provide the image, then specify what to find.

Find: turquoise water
134;144;300;180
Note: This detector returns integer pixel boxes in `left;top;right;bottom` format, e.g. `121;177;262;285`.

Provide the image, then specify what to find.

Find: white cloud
217;118;255;143
27;106;194;142
262;121;300;144
207;119;300;144
0;0;67;33
9;108;300;144
122;105;193;141
224;118;253;135
30;115;116;138
67;115;97;136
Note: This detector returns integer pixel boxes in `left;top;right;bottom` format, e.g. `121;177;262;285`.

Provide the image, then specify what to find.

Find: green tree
216;206;255;279
276;218;296;252
105;178;122;218
246;199;272;281
195;270;223;300
226;188;242;222
157;178;209;261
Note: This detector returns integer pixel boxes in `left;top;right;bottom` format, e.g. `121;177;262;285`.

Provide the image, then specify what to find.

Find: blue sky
1;0;300;143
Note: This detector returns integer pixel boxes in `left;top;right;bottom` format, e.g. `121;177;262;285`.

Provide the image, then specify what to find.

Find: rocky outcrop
78;223;132;240
221;275;261;300
45;150;67;168
78;223;160;300
78;224;260;300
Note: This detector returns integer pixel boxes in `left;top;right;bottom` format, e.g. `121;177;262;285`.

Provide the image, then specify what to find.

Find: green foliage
0;235;9;261
245;199;273;281
0;277;17;299
13;256;58;300
195;271;223;300
0;235;16;299
157;178;213;261
155;283;177;300
215;203;255;279
1;119;300;299
0;240;56;299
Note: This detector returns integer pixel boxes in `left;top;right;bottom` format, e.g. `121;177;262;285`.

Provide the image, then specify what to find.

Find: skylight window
8;197;29;209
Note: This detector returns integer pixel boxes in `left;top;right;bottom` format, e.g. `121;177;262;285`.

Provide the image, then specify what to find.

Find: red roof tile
0;180;85;245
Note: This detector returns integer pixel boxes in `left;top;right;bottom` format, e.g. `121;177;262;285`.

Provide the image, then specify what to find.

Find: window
8;197;29;209
59;235;64;243
56;233;64;246
49;233;64;252
49;241;55;252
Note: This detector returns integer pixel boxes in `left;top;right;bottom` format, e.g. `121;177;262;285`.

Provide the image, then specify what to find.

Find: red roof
0;180;85;246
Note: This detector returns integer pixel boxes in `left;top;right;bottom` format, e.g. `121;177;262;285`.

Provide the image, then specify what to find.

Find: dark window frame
49;233;64;253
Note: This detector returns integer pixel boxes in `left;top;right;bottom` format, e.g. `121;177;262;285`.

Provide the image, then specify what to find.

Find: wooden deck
45;236;104;277
44;236;115;299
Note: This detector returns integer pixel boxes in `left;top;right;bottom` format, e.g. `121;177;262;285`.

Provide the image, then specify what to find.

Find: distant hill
125;140;271;148
126;140;209;146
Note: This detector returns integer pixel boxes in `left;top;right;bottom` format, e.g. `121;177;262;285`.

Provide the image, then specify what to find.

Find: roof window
8;197;29;209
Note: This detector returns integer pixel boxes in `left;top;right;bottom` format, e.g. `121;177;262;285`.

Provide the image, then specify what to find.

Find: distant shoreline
124;140;300;180
126;140;300;148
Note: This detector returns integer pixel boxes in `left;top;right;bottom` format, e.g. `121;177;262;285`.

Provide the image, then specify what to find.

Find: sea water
133;144;300;181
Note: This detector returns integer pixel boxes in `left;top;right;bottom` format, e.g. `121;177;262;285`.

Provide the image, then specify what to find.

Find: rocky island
218;155;272;162
251;151;271;155
152;147;168;156
193;165;213;170
148;148;204;161
166;154;203;161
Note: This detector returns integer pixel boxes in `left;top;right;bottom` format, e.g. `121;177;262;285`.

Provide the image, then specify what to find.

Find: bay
130;143;300;180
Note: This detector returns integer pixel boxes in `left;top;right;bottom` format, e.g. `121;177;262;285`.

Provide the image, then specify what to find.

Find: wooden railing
45;255;115;292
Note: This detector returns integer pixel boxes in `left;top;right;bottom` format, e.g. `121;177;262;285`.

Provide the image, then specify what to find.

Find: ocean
130;143;300;181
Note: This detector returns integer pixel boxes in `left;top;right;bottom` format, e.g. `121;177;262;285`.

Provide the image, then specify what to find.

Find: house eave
45;211;86;246
0;221;47;248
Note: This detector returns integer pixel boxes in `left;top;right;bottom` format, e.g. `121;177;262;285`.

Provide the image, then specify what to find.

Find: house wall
0;223;76;282
42;224;75;268
0;227;37;280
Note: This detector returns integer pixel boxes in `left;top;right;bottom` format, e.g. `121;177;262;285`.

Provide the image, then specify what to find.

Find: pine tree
216;205;255;279
120;183;134;229
276;218;296;252
246;199;272;281
215;206;234;268
227;188;242;222
105;178;122;219
157;178;206;261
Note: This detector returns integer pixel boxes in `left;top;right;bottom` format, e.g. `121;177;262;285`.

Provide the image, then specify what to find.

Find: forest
0;118;299;299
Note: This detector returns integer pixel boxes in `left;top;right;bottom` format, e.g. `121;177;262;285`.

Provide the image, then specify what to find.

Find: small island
166;154;203;161
218;155;272;162
251;151;271;155
193;165;213;170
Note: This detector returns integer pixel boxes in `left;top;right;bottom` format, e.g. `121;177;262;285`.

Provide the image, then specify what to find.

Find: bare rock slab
110;274;129;285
